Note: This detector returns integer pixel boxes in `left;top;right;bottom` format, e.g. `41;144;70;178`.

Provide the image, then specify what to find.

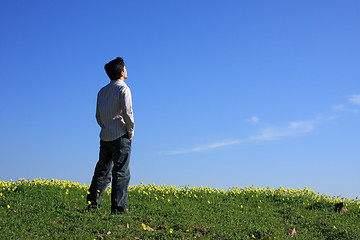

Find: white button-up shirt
96;79;134;141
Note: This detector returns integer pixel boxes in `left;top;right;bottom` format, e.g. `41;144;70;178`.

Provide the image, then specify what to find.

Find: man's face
122;66;128;80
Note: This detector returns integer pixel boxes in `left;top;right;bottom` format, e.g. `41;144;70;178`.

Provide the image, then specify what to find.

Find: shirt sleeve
120;86;135;139
96;96;102;127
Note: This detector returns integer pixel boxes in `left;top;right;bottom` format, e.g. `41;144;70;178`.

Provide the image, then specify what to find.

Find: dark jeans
87;134;131;210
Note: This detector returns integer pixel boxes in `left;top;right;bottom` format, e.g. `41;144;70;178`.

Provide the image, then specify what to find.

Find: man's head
104;57;127;80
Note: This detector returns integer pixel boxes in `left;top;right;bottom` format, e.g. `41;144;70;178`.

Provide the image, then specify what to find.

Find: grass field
1;179;359;239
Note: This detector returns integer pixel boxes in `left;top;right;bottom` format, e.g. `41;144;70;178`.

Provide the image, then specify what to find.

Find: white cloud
167;139;242;155
250;120;316;141
332;104;344;111
167;119;321;154
246;116;259;123
348;94;360;105
166;97;355;155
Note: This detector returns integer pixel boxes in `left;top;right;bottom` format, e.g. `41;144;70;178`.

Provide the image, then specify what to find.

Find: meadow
1;179;359;239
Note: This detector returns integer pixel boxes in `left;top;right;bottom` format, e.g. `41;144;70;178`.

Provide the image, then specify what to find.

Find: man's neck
111;78;125;82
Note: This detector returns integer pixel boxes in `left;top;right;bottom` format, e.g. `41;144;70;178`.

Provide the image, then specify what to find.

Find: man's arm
96;97;102;127
120;86;135;140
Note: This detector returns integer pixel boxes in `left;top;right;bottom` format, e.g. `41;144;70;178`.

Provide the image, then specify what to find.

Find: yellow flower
87;201;91;205
208;201;211;204
334;225;337;229
169;228;173;234
142;223;147;230
251;234;255;238
7;205;10;209
127;223;129;229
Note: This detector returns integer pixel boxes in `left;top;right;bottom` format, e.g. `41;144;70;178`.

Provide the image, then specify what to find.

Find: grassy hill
1;179;359;239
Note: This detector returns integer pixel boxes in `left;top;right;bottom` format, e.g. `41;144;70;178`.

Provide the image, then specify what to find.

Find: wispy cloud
167;120;319;155
166;94;358;155
348;94;360;105
332;104;344;111
167;139;242;155
249;120;316;141
246;116;259;123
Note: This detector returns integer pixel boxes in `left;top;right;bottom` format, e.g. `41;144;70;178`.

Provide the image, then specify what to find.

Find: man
87;57;134;214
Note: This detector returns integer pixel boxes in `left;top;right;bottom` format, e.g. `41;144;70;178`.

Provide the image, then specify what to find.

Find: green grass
1;179;359;239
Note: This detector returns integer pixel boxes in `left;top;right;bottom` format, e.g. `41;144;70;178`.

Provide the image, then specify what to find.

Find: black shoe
111;207;130;215
87;203;100;212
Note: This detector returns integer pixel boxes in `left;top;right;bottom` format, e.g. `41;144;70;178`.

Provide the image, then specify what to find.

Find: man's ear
120;70;124;77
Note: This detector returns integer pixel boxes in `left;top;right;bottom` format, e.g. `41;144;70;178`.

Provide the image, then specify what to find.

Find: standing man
87;57;134;214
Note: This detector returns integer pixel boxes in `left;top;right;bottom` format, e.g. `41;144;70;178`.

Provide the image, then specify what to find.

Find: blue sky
1;1;359;199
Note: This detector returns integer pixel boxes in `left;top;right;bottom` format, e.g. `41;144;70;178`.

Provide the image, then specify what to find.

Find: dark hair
104;57;125;80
